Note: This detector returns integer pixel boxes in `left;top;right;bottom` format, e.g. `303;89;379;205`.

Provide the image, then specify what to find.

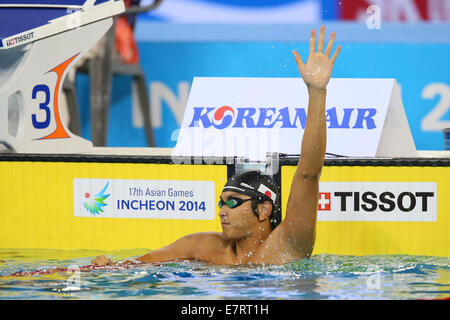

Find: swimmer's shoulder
184;232;230;250
183;232;235;264
136;232;229;264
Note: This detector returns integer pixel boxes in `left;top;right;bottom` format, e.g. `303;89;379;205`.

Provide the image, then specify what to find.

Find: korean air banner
172;77;416;161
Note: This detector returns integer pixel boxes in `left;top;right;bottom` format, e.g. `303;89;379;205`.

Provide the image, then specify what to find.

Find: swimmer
92;26;341;266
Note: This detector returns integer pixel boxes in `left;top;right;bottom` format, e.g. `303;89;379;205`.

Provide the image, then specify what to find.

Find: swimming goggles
218;197;253;209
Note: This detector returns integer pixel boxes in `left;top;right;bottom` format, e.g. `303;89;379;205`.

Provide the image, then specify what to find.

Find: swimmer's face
218;191;259;240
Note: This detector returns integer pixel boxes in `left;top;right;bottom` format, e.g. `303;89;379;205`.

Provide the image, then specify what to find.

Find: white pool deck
84;148;450;158
1;145;449;158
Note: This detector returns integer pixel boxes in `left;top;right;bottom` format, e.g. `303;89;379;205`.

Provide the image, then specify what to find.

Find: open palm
293;26;341;89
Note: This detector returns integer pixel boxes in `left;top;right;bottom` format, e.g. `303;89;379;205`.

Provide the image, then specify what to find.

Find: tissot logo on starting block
6;32;34;47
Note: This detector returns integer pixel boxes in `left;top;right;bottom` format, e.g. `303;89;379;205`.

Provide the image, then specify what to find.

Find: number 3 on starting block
32;84;52;130
30;54;78;140
0;0;125;153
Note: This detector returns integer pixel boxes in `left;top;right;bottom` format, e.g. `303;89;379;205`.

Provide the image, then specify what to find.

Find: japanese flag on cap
257;184;277;203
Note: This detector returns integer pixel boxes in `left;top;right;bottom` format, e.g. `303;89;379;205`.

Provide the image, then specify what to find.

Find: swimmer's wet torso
135;189;303;265
92;26;341;267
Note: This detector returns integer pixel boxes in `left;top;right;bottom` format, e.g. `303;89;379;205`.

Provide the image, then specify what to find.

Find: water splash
0;249;449;300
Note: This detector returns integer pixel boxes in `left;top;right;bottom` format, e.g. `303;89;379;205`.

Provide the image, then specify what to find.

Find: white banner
73;178;216;220
173;77;417;161
317;182;437;222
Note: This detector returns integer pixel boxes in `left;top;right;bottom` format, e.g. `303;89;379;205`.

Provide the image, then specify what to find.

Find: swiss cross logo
7;39;15;46
318;192;331;211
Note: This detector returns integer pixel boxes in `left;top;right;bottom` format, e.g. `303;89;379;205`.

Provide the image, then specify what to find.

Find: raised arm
281;26;341;258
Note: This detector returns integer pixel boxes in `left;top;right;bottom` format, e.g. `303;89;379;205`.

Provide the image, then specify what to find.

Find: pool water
0;249;448;300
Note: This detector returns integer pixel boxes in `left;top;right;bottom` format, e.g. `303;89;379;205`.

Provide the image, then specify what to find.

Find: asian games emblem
83;182;110;215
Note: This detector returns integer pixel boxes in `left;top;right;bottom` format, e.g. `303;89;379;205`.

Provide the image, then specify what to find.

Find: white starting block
0;0;124;153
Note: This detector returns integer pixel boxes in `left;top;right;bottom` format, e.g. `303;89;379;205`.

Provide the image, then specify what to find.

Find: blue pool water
0;249;448;300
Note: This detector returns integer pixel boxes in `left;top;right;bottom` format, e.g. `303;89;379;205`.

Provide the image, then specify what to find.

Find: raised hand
292;26;341;90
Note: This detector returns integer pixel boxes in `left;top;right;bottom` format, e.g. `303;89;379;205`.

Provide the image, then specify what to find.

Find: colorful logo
83;182;110;215
213;106;235;128
257;184;277;202
318;192;331;211
188;106;377;130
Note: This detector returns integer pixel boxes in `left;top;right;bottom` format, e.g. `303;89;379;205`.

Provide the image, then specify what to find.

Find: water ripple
0;250;449;300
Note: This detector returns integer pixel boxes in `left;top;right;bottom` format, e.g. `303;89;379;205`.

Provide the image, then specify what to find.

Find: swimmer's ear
258;201;272;222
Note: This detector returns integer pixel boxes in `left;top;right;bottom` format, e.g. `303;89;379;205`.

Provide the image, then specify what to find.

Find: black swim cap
222;170;281;229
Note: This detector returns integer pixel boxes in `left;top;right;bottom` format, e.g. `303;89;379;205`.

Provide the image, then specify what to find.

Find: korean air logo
188;106;377;130
213;106;235;129
82;182;110;215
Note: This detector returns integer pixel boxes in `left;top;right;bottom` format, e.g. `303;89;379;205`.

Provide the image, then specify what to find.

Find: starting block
0;0;125;153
